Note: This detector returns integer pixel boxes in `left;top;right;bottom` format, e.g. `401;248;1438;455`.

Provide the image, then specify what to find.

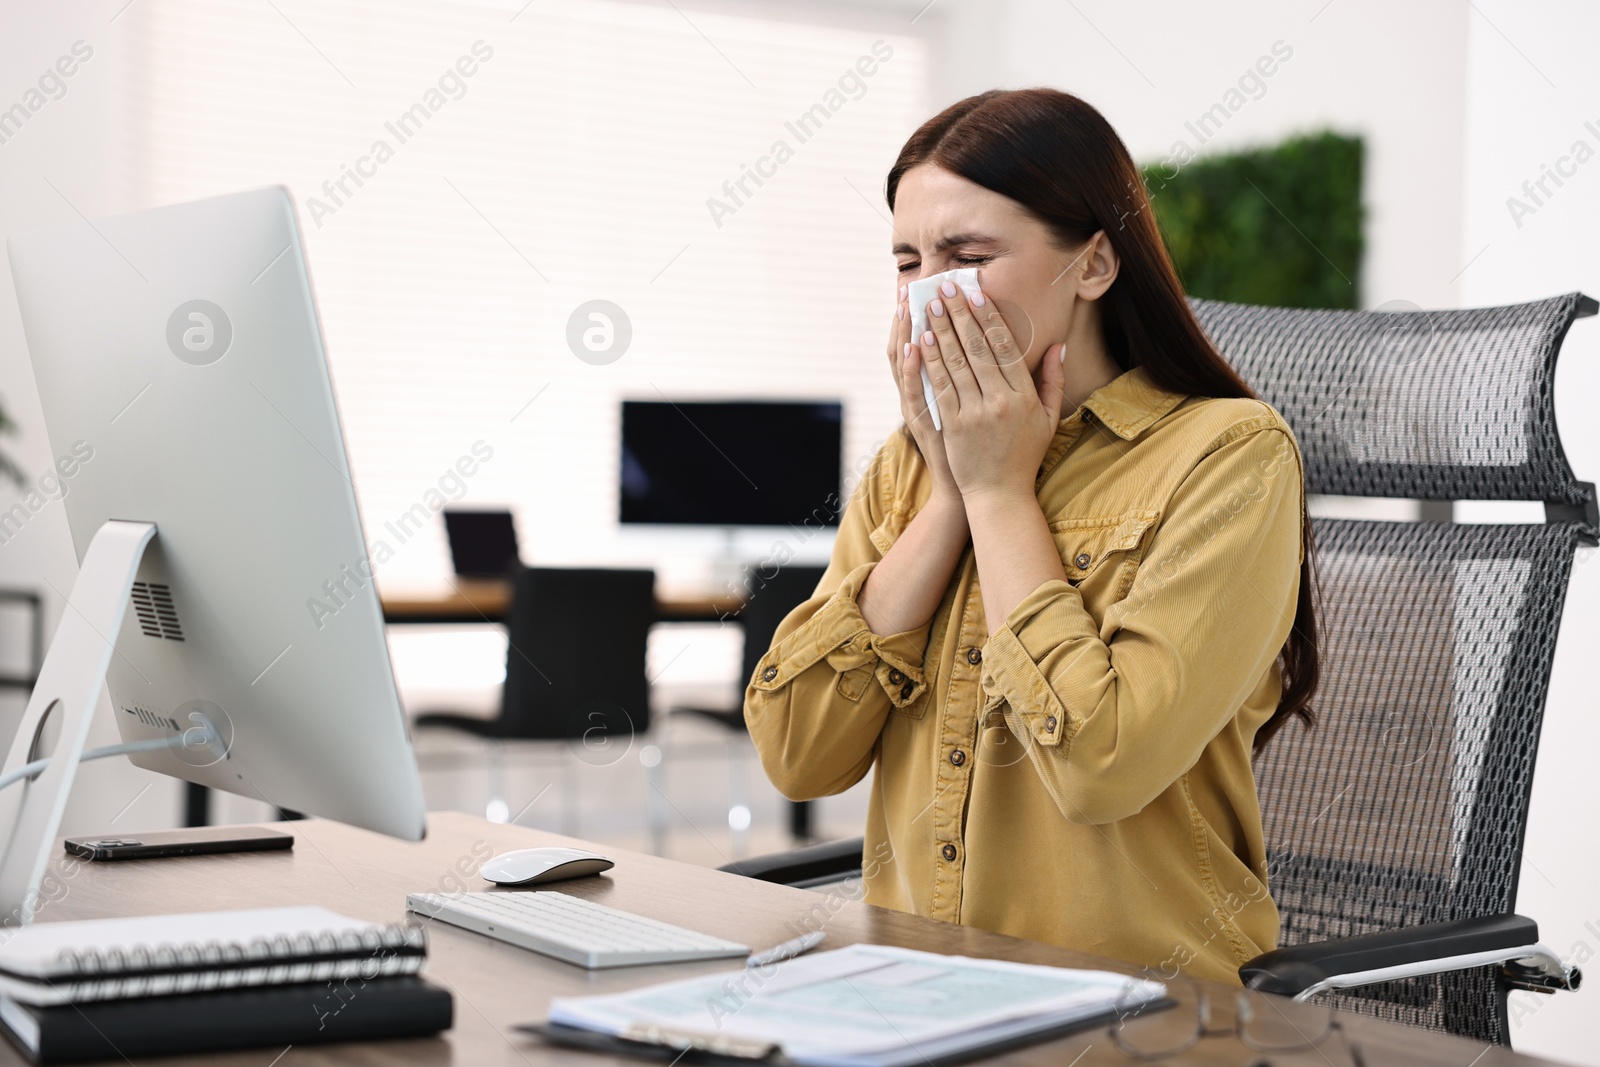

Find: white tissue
907;268;981;431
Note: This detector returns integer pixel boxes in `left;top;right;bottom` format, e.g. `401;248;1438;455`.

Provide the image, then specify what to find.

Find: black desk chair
413;565;655;833
0;589;42;694
723;292;1596;1047
661;564;828;847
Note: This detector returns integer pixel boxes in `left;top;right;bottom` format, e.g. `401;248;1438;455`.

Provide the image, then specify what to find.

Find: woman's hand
859;287;973;637
912;280;1071;632
886;286;961;503
911;280;1067;503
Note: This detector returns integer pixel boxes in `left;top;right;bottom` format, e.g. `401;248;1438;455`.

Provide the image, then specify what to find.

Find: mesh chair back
499;566;656;743
1190;293;1597;1044
1193;292;1596;510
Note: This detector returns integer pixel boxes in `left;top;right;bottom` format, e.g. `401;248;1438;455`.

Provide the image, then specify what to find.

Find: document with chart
538;944;1166;1067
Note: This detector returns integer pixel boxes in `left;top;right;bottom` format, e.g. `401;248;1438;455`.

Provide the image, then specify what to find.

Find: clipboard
518;998;1176;1067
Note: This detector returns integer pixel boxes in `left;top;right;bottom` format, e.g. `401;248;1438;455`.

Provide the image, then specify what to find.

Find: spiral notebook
0;906;425;1007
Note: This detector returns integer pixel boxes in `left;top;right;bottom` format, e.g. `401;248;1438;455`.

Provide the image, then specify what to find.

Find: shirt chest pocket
1048;508;1159;607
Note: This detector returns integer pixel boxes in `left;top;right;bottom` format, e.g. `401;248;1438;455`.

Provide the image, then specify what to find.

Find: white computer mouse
480;847;615;886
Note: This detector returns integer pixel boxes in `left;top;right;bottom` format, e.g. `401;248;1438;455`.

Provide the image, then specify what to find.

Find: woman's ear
1074;230;1119;302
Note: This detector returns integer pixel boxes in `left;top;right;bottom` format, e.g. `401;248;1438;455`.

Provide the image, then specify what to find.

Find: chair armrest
1241;914;1581;998
718;836;865;888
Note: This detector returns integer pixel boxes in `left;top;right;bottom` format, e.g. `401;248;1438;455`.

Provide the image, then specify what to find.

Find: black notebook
0;976;452;1064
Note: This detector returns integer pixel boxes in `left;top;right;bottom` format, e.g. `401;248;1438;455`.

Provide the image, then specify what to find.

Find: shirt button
1074;552;1092;569
1044;716;1058;733
941;844;957;862
949;749;966;766
899;682;914;701
966;647;982;666
761;666;778;682
887;668;906;686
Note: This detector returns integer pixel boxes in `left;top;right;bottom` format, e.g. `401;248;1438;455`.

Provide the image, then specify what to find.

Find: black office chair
413;565;656;831
663;564;828;847
724;292;1596;1047
0;590;43;694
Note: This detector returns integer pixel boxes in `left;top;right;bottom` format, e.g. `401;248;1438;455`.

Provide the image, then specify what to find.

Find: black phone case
63;832;293;861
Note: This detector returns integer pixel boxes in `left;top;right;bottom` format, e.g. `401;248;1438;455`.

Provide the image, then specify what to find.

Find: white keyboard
406;891;749;969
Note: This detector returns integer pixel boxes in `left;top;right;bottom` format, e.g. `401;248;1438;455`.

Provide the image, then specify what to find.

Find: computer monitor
618;400;844;527
2;186;426;919
443;510;520;579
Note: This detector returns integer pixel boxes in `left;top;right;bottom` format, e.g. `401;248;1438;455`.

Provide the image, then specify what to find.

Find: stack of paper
539;944;1166;1067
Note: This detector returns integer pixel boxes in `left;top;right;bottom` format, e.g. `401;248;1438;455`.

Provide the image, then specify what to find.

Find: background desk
20;812;1569;1066
380;582;743;625
381;583;821;843
177;587;750;829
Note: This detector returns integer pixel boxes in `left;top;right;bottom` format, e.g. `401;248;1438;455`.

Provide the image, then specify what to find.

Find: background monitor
7;186;427;841
619;400;843;528
443;510;520;579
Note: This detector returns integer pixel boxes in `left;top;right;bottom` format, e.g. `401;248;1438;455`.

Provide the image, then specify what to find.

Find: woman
743;88;1320;986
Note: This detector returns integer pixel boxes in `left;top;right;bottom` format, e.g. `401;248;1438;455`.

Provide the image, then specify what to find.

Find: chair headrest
1190;292;1595;511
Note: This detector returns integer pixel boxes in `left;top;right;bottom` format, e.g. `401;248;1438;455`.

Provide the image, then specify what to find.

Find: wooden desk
381;582;743;625
19;812;1566;1066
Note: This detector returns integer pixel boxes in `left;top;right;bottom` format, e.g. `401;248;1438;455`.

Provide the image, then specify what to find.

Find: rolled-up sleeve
980;421;1305;825
745;438;933;800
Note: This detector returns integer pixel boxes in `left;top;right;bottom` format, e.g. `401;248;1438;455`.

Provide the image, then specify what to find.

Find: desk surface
22;812;1563;1066
381;582;742;623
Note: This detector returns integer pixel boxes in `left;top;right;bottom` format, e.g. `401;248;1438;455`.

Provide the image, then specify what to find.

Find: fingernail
896;304;904;321
971;289;986;308
940;280;956;298
922;330;935;347
930;299;944;317
898;285;907;301
903;342;912;359
1059;344;1067;363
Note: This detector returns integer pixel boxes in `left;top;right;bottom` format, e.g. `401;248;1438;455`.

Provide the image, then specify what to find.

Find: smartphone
63;826;294;861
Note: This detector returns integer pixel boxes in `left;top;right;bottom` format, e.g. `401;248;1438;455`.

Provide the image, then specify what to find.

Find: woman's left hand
912;281;1068;502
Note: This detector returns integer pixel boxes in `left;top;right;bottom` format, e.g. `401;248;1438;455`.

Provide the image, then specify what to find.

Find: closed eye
895;254;992;274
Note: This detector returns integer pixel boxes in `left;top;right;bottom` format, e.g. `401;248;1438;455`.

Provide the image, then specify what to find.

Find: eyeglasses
1110;974;1367;1066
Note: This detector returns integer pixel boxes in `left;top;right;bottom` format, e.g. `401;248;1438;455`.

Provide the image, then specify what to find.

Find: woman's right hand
887;287;960;503
859;288;972;637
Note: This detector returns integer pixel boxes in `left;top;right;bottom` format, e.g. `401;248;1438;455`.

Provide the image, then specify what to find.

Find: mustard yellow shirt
744;364;1306;985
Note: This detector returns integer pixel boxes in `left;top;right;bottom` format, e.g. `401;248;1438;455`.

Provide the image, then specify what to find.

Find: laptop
443;510;520;579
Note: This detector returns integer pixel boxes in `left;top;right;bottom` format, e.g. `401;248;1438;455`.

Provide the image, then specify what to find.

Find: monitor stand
711;527;745;594
0;520;220;925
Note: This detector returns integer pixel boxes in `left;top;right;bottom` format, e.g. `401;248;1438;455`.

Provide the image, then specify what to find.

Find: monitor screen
8;186;427;852
620;400;843;527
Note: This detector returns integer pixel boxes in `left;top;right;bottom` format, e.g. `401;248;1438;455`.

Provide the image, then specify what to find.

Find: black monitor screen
620;400;843;527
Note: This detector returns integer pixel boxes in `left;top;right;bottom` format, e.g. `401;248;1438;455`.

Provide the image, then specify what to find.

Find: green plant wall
1141;131;1364;309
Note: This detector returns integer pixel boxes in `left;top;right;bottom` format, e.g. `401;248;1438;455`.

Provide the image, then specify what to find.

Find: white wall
1453;2;1600;1060
925;0;1471;310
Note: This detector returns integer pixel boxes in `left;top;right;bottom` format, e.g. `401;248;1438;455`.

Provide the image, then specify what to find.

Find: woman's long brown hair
886;88;1319;752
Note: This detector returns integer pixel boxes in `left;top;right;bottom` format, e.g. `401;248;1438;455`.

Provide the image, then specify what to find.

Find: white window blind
129;0;928;590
